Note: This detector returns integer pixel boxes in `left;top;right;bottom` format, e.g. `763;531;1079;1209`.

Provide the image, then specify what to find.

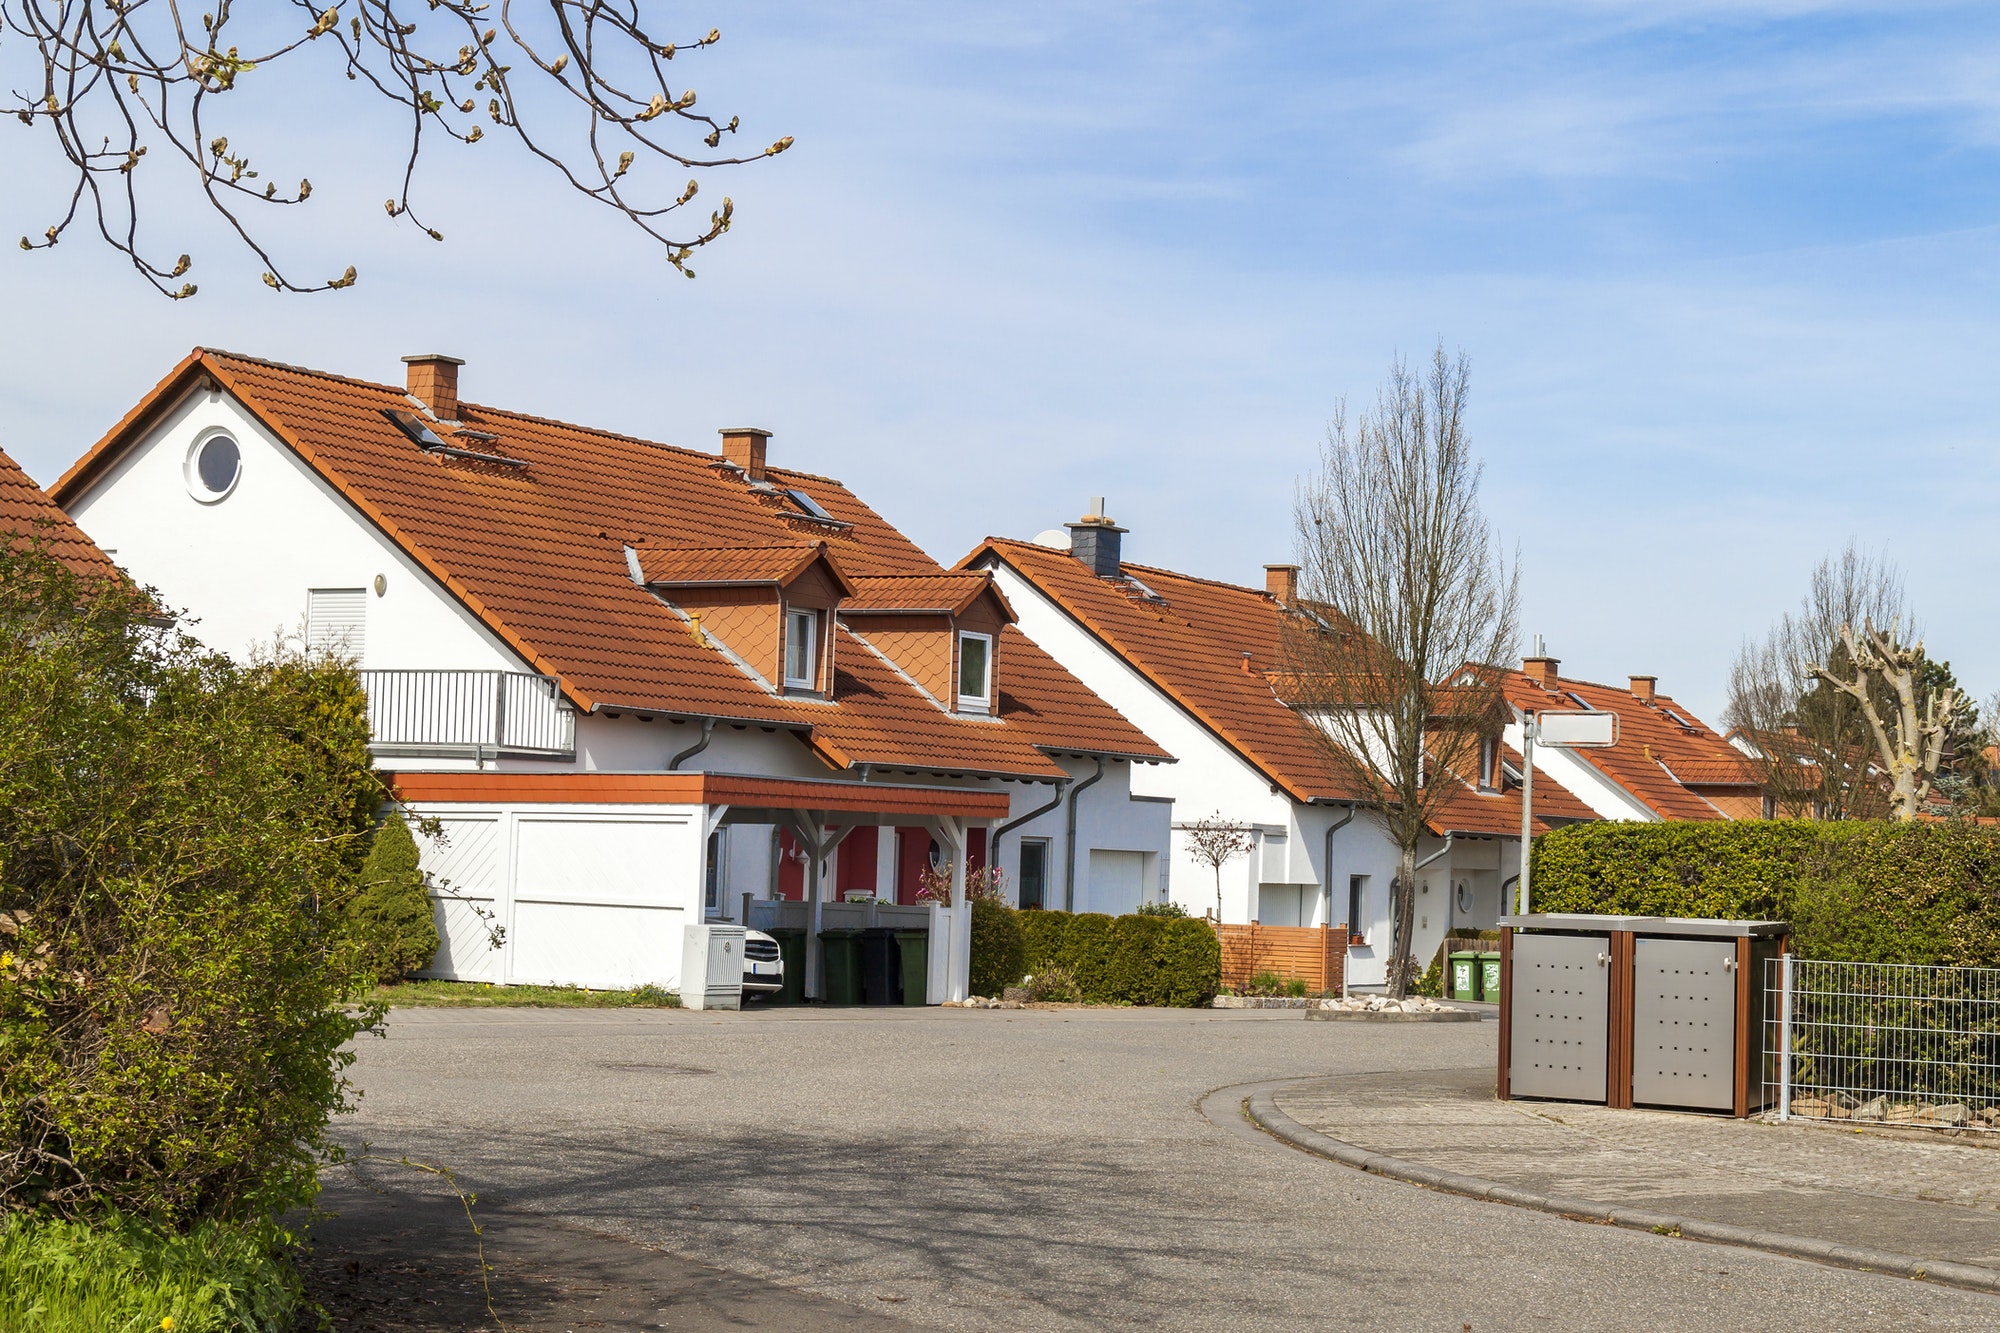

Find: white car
741;928;785;998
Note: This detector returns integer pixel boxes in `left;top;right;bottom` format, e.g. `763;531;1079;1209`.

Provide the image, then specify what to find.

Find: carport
387;770;1010;1002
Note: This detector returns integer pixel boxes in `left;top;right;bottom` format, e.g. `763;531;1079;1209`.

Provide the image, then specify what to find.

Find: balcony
360;670;576;762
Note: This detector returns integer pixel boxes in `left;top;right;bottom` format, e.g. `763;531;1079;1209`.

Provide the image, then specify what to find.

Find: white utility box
681;923;746;1011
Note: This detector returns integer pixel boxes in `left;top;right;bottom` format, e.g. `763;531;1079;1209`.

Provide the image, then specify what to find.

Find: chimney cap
718;426;773;439
401;353;466;366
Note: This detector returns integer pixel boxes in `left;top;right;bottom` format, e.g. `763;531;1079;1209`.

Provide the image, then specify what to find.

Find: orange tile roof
635;543;849;591
54;350;1165;779
1495;669;1756;821
1429;743;1599;836
965;538;1592;833
845;572;1007;617
0;444;125;582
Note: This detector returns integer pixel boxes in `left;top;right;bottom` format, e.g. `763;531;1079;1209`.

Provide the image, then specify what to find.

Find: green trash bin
1478;952;1502;1003
1448;950;1480;1002
819;928;861;1005
894;929;929;1007
767;927;806;1006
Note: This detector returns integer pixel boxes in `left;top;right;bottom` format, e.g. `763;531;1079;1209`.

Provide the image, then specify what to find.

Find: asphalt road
333;1006;2000;1331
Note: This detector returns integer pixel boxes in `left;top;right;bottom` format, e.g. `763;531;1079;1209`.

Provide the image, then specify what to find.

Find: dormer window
957;631;993;713
784;609;819;690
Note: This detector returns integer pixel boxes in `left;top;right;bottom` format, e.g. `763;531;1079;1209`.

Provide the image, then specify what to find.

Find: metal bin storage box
1499;914;1789;1117
681;923;746;1011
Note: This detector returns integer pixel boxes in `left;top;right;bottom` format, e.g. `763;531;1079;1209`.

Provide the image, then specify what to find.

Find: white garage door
1086;850;1146;917
510;816;695;989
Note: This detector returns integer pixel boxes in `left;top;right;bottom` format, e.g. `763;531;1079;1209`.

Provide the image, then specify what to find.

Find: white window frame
956;631;993;713
784;608;818;690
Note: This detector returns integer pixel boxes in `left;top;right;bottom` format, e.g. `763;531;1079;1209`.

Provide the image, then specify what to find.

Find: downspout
667;718;716;770
992;777;1071;883
1320;803;1356;929
1063;757;1106;913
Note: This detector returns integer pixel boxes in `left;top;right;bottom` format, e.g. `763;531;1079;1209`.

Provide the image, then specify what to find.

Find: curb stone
1239;1084;2000;1299
1304;1009;1484;1023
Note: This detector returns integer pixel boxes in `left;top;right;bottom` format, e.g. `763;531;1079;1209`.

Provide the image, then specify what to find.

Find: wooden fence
1215;921;1348;994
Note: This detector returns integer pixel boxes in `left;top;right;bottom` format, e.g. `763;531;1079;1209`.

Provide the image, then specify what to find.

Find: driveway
333;1006;2000;1330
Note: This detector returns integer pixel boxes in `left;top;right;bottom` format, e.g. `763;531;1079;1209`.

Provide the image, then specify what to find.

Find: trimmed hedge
1010;909;1220;1007
1531;820;2000;967
968;899;1026;999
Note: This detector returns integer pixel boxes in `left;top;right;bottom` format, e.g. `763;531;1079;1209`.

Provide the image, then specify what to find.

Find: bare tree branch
3;0;791;296
1282;343;1519;998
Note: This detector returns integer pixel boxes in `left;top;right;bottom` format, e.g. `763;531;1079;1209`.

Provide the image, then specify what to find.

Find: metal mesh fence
1765;956;2000;1131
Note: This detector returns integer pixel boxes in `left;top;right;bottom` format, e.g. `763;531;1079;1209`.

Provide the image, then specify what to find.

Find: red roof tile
845;572;1007;617
636;543;849;591
54;351;1166;779
0;444;124;582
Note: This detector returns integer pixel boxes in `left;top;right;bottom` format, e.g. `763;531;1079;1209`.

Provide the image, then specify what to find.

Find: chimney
1629;675;1658;703
1065;497;1127;579
719;427;771;481
402;354;465;421
1522;654;1560;688
1241;651;1255;674
1265;564;1299;605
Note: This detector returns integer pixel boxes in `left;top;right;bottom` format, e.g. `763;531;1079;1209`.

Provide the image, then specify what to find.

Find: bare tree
1726;544;1908;819
1810;622;1962;821
1182;814;1250;923
4;0;791;296
1283;344;1519;999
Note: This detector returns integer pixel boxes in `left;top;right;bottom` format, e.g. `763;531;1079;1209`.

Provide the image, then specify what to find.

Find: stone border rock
1304;1009;1483;1023
1226;1080;2000;1299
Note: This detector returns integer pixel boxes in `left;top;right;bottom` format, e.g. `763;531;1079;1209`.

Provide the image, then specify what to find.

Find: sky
4;0;1998;725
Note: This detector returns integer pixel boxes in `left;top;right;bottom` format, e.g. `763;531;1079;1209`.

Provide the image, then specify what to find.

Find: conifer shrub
968;898;1026;998
1012;909;1219;1006
348;814;441;983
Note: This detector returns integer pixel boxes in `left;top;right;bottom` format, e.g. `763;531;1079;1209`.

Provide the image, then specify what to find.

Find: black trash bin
859;927;901;1005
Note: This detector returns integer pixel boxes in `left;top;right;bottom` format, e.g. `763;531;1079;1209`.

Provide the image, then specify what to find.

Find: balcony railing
360;669;575;761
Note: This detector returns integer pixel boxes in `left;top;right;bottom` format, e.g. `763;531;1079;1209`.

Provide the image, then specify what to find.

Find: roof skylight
786;488;833;519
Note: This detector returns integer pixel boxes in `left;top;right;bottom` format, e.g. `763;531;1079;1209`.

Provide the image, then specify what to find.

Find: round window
186;432;240;501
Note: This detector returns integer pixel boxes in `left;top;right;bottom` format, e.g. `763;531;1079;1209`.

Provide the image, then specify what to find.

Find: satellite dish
1032;529;1071;550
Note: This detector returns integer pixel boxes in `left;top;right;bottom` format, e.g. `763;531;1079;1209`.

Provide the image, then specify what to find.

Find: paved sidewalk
1273;1067;2000;1270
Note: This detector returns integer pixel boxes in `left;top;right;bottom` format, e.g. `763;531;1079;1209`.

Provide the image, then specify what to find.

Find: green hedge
968;899;1025;999
1531;820;2000;966
1009;910;1220;1006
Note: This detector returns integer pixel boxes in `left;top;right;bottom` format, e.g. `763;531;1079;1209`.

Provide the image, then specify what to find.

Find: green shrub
1133;899;1188;918
1532;819;2000;966
0;1209;300;1332
345;814;441;983
0;542;378;1224
968;899;1026;997
1060;913;1117;1001
1011;909;1218;1007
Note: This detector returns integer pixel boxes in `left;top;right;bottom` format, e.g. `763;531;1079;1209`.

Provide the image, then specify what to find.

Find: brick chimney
1629;675;1658;703
719;427;771;481
1065;497;1126;579
1522;654;1560;688
402;354;465;421
1265;564;1299;604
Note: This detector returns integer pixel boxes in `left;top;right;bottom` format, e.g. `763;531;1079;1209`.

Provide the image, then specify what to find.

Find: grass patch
367;979;681;1009
0;1210;300;1332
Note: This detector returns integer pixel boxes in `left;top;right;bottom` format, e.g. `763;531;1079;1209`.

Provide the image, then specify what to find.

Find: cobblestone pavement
1275;1065;2000;1267
333;1006;2000;1331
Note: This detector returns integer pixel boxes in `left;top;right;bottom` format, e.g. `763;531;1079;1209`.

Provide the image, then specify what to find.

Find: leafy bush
1133;899;1188;918
1023;965;1080;1003
0;543;378;1223
1532;819;2000;966
345;814;441;984
0;1210;300;1332
968;899;1026;998
1017;910;1219;1007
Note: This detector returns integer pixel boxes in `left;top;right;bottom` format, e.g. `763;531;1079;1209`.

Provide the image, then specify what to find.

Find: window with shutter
307;588;367;660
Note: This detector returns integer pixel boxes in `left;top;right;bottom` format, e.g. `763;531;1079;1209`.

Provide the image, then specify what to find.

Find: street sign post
1517;709;1617;914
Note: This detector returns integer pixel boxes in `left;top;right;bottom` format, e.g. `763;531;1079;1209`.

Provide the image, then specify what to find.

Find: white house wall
1501;720;1657;822
64;387;522;674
